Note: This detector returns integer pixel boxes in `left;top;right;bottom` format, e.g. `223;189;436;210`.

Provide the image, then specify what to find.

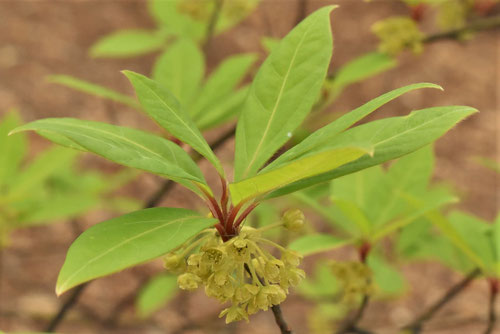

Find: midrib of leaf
241;27;309;179
58;216;198;293
137;80;209;155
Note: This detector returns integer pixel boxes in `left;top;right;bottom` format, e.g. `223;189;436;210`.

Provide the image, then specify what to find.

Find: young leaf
0;110;27;187
90;29;165;58
47;75;140;109
289;234;351;256
367;254;406;297
229;146;369;205
329;52;397;99
148;0;205;40
195;86;249;130
267;105;477;198
123;71;224;176
331;198;371;237
152;39;204;107
234;6;335;180
56;208;216;295
190;53;256;118
266;83;442;170
137;274;178;318
10;118;208;194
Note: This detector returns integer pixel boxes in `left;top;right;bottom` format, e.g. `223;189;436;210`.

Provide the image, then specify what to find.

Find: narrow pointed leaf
90;29;165;58
267;106;477;198
289;234;351;256
230;146;369;205
234;6;335;180
266;83;442;171
10;118;208;194
191;53;256;118
152;39;204;106
56;208;216;295
123;71;224;176
47;75;139;109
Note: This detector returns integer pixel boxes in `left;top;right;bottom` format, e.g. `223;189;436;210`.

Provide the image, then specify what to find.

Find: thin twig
403;268;481;334
204;0;224;51
424;15;500;43
45;126;236;332
484;278;498;334
336;295;370;334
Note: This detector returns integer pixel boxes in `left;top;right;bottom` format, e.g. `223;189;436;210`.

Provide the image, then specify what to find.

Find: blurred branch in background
402;268;481;334
424;14;500;43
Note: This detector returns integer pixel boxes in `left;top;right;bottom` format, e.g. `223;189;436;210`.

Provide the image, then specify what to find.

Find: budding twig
484;278;498;334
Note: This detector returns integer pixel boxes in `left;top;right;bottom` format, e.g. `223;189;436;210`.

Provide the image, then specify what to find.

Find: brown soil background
0;0;498;333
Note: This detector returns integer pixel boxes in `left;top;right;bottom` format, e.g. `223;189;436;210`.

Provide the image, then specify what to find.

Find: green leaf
148;0;205;40
90;30;165;58
289;234;351;256
495;214;500;276
10;118;208;195
195;86;249;130
152;39;204;107
267;105;477;198
123;71;224;176
47;75;139;109
7;147;78;202
298;262;340;299
367;254;406;297
0;110;27;187
328;52;397;100
56;208;216;295
331;198;371;237
266;83;442;171
230;146;369;205
137;274;178;318
191;53;256;118
234;6;335;180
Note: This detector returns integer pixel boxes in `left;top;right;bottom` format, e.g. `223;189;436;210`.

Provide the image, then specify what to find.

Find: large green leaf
289;234;351;256
229;146;369;205
47;75;139;109
152;39;204;107
266;83;442;170
267;106;477;198
137;274;178;318
0;111;27;187
10;118;208;194
123;71;224;176
234;6;335;180
191;53;256;118
56;208;216;295
90;30;166;58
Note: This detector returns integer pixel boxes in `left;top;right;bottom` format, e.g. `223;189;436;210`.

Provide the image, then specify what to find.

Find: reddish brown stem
234;202;260;231
359;242;371;263
220;176;229;222
198;186;223;222
226;202;244;230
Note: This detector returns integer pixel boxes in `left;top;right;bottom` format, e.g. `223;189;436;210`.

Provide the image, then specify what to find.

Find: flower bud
178;273;201;290
163;253;186;273
282;209;305;231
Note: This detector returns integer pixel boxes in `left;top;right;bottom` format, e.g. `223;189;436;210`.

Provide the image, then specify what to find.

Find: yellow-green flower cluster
164;226;305;323
372;16;424;56
437;0;472;30
177;0;259;24
329;261;374;304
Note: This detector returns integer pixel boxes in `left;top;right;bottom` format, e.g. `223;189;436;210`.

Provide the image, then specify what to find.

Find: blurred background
0;0;498;333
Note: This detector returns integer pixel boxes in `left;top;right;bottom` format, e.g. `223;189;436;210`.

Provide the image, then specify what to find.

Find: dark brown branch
45;126;236;332
424;15;500;43
403;268;481;334
484;279;498;334
336;295;370;334
295;0;308;26
243;263;293;334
